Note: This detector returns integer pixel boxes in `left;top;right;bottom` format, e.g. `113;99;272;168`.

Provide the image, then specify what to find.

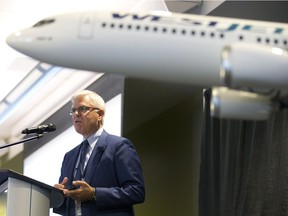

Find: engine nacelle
210;87;278;120
221;43;288;88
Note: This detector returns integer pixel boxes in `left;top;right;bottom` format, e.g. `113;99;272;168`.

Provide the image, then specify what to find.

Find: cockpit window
32;19;55;27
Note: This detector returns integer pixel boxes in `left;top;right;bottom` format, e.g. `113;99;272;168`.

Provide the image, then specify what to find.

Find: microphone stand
0;134;44;150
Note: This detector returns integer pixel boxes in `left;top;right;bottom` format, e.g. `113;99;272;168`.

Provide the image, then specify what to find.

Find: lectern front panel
7;177;50;216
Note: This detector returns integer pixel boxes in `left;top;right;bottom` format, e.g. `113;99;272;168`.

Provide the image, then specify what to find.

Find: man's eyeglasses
69;106;99;116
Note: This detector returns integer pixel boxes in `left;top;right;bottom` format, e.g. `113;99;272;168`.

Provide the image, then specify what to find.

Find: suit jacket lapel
84;130;108;183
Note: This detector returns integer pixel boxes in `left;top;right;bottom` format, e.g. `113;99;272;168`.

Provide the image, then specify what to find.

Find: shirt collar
85;127;104;146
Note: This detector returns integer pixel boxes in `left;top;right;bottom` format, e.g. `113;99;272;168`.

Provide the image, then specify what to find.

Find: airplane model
6;10;288;120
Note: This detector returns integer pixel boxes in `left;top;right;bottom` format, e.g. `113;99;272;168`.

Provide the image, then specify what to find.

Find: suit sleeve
95;139;145;209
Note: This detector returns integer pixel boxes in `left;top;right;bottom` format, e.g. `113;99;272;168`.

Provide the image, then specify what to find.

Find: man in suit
54;90;145;216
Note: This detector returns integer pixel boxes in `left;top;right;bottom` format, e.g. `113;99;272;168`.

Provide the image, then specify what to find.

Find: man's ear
98;110;105;120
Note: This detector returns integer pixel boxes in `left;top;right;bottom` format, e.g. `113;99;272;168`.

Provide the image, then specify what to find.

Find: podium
0;169;64;216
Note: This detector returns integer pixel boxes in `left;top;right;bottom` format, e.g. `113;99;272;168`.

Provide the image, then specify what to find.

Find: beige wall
123;83;203;216
0;151;23;173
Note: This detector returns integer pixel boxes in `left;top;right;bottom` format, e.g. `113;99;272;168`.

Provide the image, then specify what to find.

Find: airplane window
32;19;55;27
100;21;233;41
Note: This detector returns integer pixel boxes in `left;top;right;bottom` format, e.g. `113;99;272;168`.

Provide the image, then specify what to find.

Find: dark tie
74;139;90;180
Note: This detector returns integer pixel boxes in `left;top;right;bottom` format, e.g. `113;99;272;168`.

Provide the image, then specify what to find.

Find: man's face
71;94;103;138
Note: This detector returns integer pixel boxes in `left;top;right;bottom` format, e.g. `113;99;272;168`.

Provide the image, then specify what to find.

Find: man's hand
63;180;95;203
54;177;68;191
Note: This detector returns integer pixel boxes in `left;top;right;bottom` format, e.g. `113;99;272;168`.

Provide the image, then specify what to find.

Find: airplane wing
130;0;169;12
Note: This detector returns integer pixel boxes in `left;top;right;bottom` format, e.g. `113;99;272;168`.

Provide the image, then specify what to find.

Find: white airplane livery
6;11;288;120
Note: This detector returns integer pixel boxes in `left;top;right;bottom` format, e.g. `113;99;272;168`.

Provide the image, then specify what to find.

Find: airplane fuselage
6;11;288;88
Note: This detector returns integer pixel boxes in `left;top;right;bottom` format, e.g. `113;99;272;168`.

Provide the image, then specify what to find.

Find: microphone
21;123;56;134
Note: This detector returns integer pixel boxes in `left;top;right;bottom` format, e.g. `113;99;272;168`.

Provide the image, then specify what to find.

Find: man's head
70;90;105;138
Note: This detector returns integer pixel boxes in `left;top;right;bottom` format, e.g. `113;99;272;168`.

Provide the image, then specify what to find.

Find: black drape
200;89;288;216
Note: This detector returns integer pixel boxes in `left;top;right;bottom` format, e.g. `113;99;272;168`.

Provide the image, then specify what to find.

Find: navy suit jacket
54;130;145;216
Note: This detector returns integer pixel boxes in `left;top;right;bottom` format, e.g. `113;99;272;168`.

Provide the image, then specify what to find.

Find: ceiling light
0;63;61;124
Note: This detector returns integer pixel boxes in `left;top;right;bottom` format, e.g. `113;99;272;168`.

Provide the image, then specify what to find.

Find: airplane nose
6;30;33;53
6;31;21;49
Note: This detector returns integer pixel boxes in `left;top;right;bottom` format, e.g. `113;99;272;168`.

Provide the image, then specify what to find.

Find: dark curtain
200;89;288;216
